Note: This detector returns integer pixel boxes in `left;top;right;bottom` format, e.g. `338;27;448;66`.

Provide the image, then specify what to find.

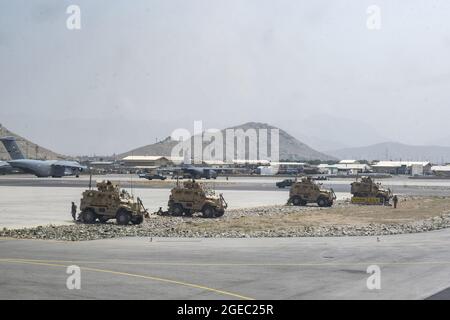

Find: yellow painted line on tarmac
3;257;450;268
0;258;253;300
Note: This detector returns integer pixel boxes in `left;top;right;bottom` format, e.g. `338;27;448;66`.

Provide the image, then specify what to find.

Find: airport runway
1;174;450;195
0;174;356;228
0;186;286;228
1;230;450;299
1;174;449;228
0;186;346;229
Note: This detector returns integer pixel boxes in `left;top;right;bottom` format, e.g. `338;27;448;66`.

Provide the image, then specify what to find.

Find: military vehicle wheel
116;209;131;225
292;196;306;206
98;216;109;223
171;204;184;216
82;209;97;224
202;205;216;218
317;198;328;207
215;210;225;217
184;209;193;217
377;195;386;205
131;215;144;225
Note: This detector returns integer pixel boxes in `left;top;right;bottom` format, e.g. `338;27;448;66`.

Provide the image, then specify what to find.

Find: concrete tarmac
0;186;346;229
1;229;450;299
1;174;450;196
0;173;448;228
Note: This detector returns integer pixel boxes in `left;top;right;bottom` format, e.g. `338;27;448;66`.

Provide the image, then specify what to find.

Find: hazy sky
1;0;450;155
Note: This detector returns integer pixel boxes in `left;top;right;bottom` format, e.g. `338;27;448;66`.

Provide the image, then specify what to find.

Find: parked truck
287;177;336;207
79;180;147;225
350;176;392;205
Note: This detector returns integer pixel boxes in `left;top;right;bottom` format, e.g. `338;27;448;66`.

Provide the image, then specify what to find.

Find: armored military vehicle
167;180;227;218
79;180;147;225
350;176;392;205
288;177;336;207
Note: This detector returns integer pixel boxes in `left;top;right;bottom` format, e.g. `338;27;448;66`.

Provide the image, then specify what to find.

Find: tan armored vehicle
350;176;392;205
288;177;336;207
79;180;147;225
167;180;227;218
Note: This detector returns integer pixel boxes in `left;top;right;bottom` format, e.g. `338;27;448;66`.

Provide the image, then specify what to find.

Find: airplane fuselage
0;136;85;177
7;159;83;177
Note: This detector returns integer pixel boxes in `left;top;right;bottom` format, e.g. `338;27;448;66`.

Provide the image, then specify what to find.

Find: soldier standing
71;202;77;220
393;195;398;209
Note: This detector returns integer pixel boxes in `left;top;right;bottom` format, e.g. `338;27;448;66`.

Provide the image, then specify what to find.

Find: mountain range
288;115;389;152
119;122;336;161
328;142;450;163
3;122;450;164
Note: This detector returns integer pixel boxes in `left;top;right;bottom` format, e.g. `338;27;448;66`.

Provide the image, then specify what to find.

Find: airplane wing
51;161;87;171
0;161;15;173
0;161;9;167
157;166;183;172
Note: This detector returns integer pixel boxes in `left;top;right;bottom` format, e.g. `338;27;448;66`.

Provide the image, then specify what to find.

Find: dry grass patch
175;196;450;234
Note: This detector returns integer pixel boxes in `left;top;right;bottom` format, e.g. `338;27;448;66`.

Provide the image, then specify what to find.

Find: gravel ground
1;197;450;241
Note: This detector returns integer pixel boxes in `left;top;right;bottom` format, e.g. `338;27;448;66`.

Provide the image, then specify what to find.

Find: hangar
371;161;432;175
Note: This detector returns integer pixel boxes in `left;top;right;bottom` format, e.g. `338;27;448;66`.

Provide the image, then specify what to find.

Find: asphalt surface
427;288;450;300
1;174;450;196
0;175;351;228
1;229;450;299
0;186;295;228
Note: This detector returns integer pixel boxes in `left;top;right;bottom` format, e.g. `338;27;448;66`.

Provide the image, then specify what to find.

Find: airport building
87;161;116;174
431;165;450;177
272;162;306;174
121;156;184;168
233;159;271;167
318;160;371;175
371;161;432;175
255;162;307;175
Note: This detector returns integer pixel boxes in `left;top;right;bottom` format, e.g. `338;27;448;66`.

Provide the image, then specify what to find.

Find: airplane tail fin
0;136;25;160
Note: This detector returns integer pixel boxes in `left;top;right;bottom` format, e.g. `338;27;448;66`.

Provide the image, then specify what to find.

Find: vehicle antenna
89;168;92;190
130;151;134;197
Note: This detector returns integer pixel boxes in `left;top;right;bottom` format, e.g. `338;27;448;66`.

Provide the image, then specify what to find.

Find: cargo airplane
0;136;87;177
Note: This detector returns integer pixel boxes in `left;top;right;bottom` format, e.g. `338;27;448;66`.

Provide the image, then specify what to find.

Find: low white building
258;165;279;175
318;163;371;175
121;155;184;167
339;160;360;165
371;161;431;175
233;159;271;166
431;165;450;177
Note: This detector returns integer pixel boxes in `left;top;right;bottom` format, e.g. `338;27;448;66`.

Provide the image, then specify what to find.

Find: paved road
1;229;450;299
1;174;450;196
